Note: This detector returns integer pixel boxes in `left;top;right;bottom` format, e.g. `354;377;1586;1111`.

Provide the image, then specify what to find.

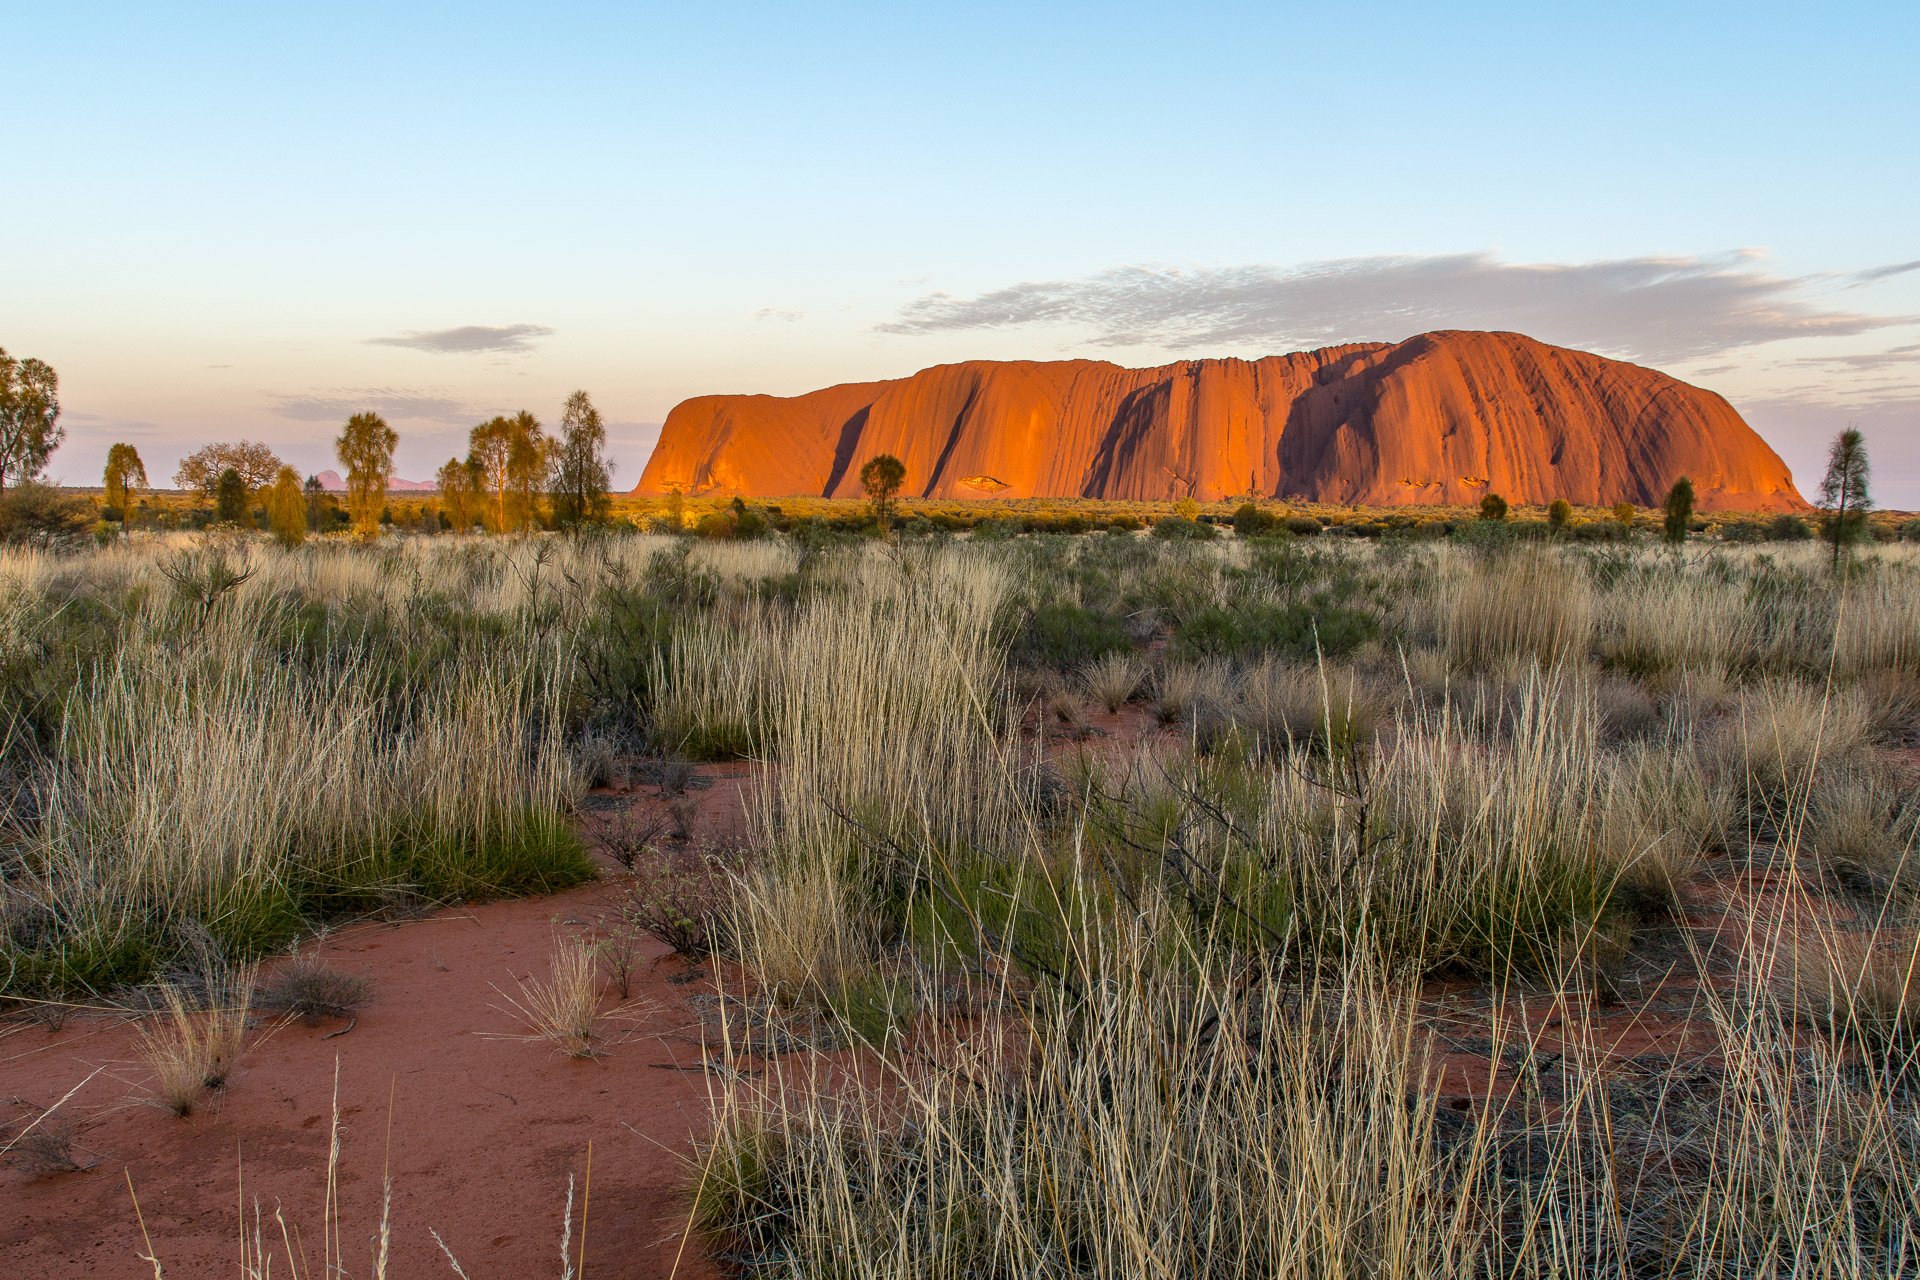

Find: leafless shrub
255;957;370;1026
4;1114;91;1178
599;806;669;872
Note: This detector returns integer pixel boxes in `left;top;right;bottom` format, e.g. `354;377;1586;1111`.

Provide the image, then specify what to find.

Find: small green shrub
1013;603;1129;672
1231;503;1276;536
1151;516;1218;541
1768;514;1812;541
1174;602;1376;662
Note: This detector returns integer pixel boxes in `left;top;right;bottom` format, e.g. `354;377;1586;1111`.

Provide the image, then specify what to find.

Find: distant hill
633;330;1805;512
312;470;437;492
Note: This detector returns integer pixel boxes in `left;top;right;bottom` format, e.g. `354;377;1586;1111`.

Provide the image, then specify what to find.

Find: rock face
632;331;1805;511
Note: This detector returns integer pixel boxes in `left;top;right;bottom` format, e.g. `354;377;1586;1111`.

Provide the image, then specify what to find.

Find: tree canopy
104;443;148;515
467;411;549;533
0;347;63;495
437;456;480;533
175;440;283;496
336;412;398;536
266;465;307;547
551;390;612;528
1816;428;1872;569
859;454;906;530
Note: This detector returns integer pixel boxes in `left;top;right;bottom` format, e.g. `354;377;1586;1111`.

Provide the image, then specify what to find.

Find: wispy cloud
1794;343;1920;369
1849;261;1920;288
367;323;554;354
269;388;475;424
751;307;805;323
878;252;1917;365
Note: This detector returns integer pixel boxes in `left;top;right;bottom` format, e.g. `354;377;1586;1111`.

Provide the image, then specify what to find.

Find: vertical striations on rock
634;330;1805;511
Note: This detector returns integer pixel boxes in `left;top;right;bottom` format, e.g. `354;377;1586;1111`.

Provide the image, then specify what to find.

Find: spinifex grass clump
0;540;623;997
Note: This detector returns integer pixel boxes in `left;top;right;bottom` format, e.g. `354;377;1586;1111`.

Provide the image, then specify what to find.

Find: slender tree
1817;427;1872;570
103;443;148;517
303;474;326;530
174;440;283;497
336;412;398;537
666;486;685;532
468;416;514;533
551;390;613;529
1663;477;1695;546
266;465;307;548
436;456;478;533
0;347;63;496
859;454;906;532
503;410;551;532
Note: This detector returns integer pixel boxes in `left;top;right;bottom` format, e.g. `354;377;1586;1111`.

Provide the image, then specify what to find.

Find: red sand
1;884;729;1279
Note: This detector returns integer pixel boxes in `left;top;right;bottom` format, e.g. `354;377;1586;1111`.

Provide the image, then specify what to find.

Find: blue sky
6;1;1917;501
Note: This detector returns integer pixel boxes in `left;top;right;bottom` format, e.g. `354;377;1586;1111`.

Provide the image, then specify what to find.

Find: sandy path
0;790;751;1278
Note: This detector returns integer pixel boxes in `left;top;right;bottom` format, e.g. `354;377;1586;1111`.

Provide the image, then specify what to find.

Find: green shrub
1151;516;1218;541
1174;601;1376;662
1231;503;1277;536
1283;515;1322;536
1013;603;1129;671
971;517;1023;540
1768;514;1812;541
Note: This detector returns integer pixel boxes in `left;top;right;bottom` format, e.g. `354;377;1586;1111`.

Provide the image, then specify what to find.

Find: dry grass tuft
1780;929;1920;1053
1080;650;1144;713
493;934;652;1058
136;986;211;1117
1443;547;1593;668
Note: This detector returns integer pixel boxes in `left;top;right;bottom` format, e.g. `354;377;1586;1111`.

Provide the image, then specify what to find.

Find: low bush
1150;515;1217;541
1012;602;1129;672
0;483;93;546
255;957;371;1025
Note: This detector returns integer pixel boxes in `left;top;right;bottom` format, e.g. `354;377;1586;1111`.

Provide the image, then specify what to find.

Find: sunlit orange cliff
633;330;1805;511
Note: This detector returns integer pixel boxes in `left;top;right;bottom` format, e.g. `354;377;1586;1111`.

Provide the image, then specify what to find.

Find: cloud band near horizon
877;252;1918;366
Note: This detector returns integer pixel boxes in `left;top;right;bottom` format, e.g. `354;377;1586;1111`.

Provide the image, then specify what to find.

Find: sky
5;1;1918;503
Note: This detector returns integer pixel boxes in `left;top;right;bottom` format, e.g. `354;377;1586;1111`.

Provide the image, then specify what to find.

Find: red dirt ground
5;714;1891;1275
0;766;767;1280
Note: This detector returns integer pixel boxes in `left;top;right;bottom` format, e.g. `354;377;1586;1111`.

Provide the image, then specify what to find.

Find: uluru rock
633;331;1805;511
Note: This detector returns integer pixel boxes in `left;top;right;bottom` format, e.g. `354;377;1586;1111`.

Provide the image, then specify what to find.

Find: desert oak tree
436;456;479;533
1663;477;1695;546
0;348;63;496
859;453;906;531
551;390;613;528
1818;427;1872;569
336;412;399;536
266;465;307;547
103;443;149;516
